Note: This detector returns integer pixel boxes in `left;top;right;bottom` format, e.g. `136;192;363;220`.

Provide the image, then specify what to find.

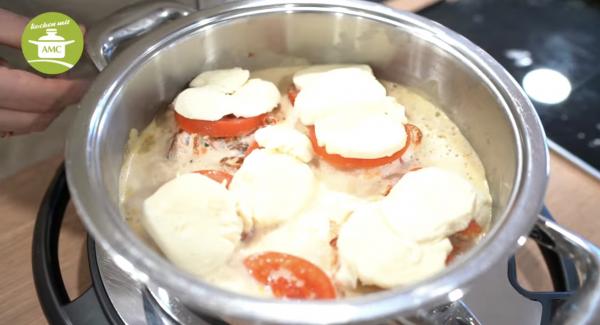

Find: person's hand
0;9;89;137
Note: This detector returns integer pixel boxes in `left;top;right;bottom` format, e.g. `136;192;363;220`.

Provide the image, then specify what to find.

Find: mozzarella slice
189;67;249;93
229;149;317;228
314;97;408;159
293;67;387;125
231;79;281;118
142;173;243;278
173;86;234;121
254;125;313;163
241;201;333;273
292;64;372;90
313;184;367;227
242;183;365;273
173;83;280;121
336;203;452;288
380;167;477;242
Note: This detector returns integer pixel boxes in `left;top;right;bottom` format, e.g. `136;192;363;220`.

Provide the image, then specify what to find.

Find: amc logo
29;28;75;59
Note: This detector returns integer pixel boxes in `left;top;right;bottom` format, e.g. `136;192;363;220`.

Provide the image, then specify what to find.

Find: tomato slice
307;124;418;169
288;88;299;106
175;112;268;138
446;220;482;264
194;170;233;188
244;140;260;157
446;250;459;265
243;251;336;300
405;123;422;145
456;220;482;239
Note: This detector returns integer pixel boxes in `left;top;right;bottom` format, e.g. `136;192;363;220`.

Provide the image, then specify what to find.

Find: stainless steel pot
66;1;600;324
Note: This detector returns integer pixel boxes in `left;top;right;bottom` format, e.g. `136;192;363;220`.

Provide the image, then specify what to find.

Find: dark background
419;0;600;172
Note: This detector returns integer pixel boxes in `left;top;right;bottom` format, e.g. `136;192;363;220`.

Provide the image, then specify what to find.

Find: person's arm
0;9;89;136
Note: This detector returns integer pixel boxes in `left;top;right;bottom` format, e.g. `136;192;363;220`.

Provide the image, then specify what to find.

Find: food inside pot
119;65;493;299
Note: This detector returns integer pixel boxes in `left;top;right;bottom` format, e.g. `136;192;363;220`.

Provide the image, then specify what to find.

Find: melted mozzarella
241;200;333;272
336;203;452;288
292;64;372;90
292;65;409;159
313;184;368;227
380;167;477;242
229;149;317;228
314;97;408;159
142;173;243;278
189;67;249;93
231;79;281;118
254;125;313;163
293;67;386;125
173;86;233;121
242;183;365;273
175;68;280;121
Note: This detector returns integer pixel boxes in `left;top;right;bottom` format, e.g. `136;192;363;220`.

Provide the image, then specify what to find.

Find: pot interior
73;2;541;322
97;9;518;222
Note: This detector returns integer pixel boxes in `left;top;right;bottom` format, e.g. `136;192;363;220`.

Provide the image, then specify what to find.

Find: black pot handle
32;164;112;325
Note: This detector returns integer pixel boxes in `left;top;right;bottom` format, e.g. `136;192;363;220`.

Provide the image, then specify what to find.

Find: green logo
21;12;83;75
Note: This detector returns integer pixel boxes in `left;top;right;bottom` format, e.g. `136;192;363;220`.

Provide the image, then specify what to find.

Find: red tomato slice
175;112;268;138
288;88;299;106
446;249;459;265
446;220;482;264
243;252;336;300
456;220;482;239
405;123;422;145
194;170;233;188
244;140;260;157
307;124;418;169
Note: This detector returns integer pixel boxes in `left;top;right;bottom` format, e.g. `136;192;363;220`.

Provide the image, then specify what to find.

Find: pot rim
66;1;548;323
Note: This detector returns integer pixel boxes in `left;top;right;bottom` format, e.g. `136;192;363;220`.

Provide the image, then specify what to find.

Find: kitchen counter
0;151;598;324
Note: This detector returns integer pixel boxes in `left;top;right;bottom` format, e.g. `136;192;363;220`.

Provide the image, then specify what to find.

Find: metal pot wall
65;0;600;324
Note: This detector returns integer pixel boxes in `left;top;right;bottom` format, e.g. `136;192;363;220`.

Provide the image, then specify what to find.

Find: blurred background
420;0;600;178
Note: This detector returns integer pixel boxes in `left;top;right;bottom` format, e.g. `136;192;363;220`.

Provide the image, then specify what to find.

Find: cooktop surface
420;0;600;173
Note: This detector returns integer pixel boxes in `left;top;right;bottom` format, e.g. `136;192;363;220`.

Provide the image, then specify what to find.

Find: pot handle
32;165;120;325
411;300;481;325
85;0;194;70
532;214;600;325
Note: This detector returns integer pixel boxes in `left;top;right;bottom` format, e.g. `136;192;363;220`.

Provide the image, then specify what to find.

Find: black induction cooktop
419;0;600;174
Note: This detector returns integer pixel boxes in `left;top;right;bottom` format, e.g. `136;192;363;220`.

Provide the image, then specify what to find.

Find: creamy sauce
119;66;492;297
